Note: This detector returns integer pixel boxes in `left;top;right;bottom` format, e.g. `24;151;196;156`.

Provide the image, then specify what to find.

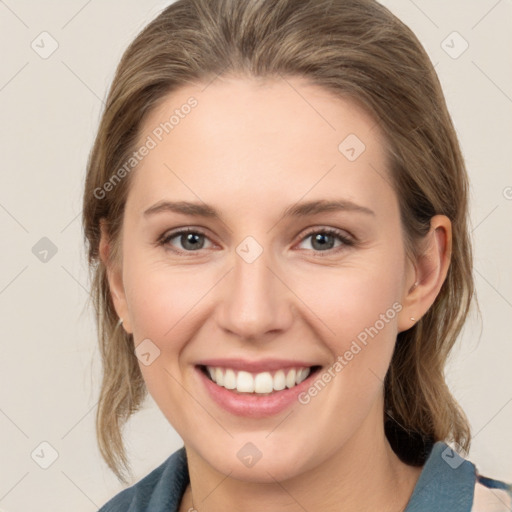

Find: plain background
0;1;511;510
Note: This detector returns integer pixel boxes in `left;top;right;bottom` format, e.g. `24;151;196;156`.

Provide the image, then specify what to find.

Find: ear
397;214;452;332
99;219;133;334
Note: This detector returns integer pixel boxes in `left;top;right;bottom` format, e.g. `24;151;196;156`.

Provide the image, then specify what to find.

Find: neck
180;407;422;512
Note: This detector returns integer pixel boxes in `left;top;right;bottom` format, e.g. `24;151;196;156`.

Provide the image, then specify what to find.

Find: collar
154;441;475;512
404;441;475;511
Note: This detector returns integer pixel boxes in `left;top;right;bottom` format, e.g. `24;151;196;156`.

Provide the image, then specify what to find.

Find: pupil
313;233;333;250
183;233;203;250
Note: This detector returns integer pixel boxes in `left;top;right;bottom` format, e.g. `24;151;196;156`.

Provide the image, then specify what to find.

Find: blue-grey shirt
98;441;512;511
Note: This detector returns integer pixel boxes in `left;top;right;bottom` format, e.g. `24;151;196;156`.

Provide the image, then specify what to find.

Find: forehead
128;76;396;219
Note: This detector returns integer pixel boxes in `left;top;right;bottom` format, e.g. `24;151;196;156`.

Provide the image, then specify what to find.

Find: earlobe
99;220;133;333
397;215;452;332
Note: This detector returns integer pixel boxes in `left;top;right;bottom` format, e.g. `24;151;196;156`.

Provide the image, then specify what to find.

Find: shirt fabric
98;441;512;511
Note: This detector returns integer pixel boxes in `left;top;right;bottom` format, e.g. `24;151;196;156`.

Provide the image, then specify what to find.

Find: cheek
122;243;203;342
304;255;403;338
305;254;404;392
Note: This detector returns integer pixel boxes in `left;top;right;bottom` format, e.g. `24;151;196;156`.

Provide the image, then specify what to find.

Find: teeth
237;371;255;392
224;369;236;390
273;370;286;391
214;367;224;386
285;368;296;388
205;366;312;394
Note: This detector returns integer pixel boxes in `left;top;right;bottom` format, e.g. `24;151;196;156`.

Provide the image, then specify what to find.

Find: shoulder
405;441;512;512
97;446;189;512
471;475;512;512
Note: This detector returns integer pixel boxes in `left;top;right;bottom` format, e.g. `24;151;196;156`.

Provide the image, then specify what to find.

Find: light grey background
0;1;511;510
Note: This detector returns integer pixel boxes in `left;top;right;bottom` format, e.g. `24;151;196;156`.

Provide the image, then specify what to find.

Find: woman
83;0;512;510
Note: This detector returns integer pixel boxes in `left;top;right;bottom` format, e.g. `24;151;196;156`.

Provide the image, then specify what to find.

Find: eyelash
157;227;356;256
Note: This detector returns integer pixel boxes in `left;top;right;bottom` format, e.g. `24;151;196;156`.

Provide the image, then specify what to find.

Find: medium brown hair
83;0;474;483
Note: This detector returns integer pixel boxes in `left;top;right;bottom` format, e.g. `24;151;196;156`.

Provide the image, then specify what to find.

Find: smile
199;365;322;395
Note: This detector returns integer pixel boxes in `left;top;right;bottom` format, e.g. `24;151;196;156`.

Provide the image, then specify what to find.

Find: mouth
197;364;323;395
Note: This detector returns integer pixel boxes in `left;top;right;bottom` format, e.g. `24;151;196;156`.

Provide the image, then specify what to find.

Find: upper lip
196;358;321;373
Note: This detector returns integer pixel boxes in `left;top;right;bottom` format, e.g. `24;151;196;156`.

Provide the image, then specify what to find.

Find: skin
100;76;452;512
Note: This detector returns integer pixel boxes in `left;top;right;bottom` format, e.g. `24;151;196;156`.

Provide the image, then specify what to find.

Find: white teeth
273;369;286;391
214;367;224;386
224;368;236;390
285;368;296;388
236;371;255;392
205;366;313;394
296;368;310;385
254;372;273;393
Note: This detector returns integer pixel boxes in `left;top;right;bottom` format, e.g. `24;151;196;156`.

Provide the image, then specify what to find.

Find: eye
297;227;355;254
158;228;214;253
157;226;355;255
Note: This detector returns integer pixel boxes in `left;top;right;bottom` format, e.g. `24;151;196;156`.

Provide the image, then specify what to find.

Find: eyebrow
143;198;375;219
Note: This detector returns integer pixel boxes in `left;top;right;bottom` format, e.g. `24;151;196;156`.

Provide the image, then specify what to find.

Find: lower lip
195;366;319;418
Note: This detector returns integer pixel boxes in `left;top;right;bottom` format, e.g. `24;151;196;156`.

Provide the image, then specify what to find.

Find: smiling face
103;76;420;482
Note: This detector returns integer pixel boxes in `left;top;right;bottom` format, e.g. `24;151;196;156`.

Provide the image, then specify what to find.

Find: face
106;76;418;482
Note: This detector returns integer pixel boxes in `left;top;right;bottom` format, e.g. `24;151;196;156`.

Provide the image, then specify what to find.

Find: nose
215;246;294;341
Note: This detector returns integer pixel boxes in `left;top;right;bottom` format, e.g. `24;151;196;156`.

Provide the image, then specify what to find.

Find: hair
83;0;474;483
